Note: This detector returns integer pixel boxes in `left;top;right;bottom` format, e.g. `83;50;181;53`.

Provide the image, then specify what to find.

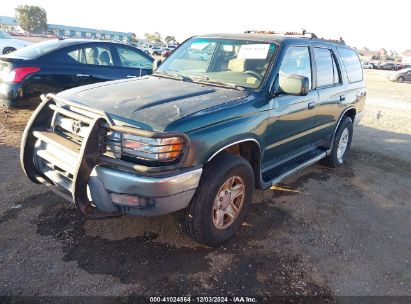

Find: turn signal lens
111;193;154;209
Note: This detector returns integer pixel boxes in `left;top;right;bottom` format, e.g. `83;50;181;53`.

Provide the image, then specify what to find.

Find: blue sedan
0;39;154;108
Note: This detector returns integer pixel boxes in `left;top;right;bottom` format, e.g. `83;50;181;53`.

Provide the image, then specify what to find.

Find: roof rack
244;29;346;45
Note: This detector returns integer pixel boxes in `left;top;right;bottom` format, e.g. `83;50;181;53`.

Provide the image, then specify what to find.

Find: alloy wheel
212;175;246;230
337;128;349;161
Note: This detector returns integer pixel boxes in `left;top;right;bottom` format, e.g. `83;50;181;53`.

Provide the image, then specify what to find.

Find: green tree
164;35;176;45
144;32;162;44
15;5;47;33
130;33;138;43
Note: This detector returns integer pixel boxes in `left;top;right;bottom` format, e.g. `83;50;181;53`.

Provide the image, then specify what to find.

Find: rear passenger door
311;47;345;141
113;45;153;78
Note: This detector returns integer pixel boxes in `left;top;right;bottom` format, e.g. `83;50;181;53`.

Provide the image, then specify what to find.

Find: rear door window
66;46;114;66
337;47;363;83
314;48;340;87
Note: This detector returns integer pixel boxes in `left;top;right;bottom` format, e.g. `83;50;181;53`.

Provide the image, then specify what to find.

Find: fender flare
328;107;356;152
207;138;262;162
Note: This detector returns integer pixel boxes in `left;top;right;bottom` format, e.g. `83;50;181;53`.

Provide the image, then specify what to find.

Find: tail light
1;67;40;83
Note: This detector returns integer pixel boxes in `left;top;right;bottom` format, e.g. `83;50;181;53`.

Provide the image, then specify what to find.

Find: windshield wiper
153;71;191;82
187;75;245;90
154;71;245;90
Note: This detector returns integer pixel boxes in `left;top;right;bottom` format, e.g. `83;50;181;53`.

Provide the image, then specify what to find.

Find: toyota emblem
71;121;82;134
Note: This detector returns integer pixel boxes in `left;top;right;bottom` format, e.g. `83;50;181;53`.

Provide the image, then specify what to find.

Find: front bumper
87;165;201;216
21;93;200;218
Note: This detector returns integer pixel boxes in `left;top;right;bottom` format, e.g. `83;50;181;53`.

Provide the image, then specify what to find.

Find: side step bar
262;149;327;186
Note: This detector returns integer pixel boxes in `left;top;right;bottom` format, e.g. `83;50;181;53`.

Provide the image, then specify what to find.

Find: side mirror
272;74;309;96
152;59;162;71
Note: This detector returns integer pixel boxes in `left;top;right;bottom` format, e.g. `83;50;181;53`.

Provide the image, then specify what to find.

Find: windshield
0;31;12;39
156;38;277;89
7;39;62;58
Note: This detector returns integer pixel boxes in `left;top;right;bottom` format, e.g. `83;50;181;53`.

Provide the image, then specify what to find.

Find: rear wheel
323;116;353;167
177;152;254;246
2;47;16;55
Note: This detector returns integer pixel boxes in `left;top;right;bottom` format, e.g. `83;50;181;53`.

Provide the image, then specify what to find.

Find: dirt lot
0;70;410;300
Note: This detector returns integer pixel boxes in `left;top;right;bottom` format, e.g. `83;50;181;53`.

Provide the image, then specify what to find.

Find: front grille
32;104;101;194
52;112;91;145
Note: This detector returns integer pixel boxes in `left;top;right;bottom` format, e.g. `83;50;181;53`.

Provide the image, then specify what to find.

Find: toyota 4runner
21;32;366;246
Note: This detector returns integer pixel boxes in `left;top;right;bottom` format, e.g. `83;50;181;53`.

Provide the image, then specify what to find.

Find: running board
262;149;327;185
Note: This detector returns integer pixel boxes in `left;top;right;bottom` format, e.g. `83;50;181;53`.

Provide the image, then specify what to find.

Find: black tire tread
177;152;254;246
322;116;353;168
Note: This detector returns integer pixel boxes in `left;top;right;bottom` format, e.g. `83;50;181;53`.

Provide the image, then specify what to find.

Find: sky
2;0;411;52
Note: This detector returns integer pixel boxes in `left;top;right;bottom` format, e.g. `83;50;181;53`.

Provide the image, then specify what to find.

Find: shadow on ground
31;194;332;296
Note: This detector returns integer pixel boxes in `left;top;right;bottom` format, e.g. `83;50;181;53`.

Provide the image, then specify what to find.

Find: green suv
21;32;366;246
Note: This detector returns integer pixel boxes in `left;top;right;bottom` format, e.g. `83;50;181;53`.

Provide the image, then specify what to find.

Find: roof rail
244;29;346;45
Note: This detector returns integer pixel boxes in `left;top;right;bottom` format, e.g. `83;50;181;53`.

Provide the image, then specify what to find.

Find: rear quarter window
337;48;363;83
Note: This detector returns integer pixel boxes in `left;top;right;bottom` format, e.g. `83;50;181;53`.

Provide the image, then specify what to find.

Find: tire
177;152;254;246
2;47;16;55
322;116;353;167
398;76;404;83
3;100;13;109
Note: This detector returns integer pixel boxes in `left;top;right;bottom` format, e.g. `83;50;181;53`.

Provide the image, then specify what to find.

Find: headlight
105;132;185;162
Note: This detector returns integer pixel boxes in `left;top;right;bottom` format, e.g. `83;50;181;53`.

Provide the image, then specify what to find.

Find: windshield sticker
238;44;270;59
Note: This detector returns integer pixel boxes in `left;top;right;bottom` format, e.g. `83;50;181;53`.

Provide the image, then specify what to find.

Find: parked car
20;33;365;246
161;49;173;58
148;46;166;56
362;62;374;69
136;44;151;54
379;62;399;71
387;68;411;83
0;39;153;108
397;64;411;70
0;30;30;55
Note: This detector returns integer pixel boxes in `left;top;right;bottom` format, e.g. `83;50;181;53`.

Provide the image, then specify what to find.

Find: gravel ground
0;70;410;300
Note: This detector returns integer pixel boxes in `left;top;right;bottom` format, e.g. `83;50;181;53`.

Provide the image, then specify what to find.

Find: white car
362;63;374;69
0;31;30;55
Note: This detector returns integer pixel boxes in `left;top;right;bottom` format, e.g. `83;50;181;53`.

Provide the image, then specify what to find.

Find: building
401;50;411;65
0;16;19;31
47;24;133;42
0;15;133;42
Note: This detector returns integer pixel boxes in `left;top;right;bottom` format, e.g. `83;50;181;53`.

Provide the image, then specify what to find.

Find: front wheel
398;76;404;83
177;152;254;246
323;116;353;167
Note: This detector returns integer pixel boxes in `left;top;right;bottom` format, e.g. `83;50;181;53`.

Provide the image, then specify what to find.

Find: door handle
308;102;316;110
76;73;90;77
126;75;138;78
340;95;346;101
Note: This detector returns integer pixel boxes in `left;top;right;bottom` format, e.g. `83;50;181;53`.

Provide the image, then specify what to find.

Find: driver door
264;46;319;163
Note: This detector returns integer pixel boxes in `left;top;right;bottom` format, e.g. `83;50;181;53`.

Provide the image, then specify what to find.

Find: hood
10;38;29;48
58;76;249;131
